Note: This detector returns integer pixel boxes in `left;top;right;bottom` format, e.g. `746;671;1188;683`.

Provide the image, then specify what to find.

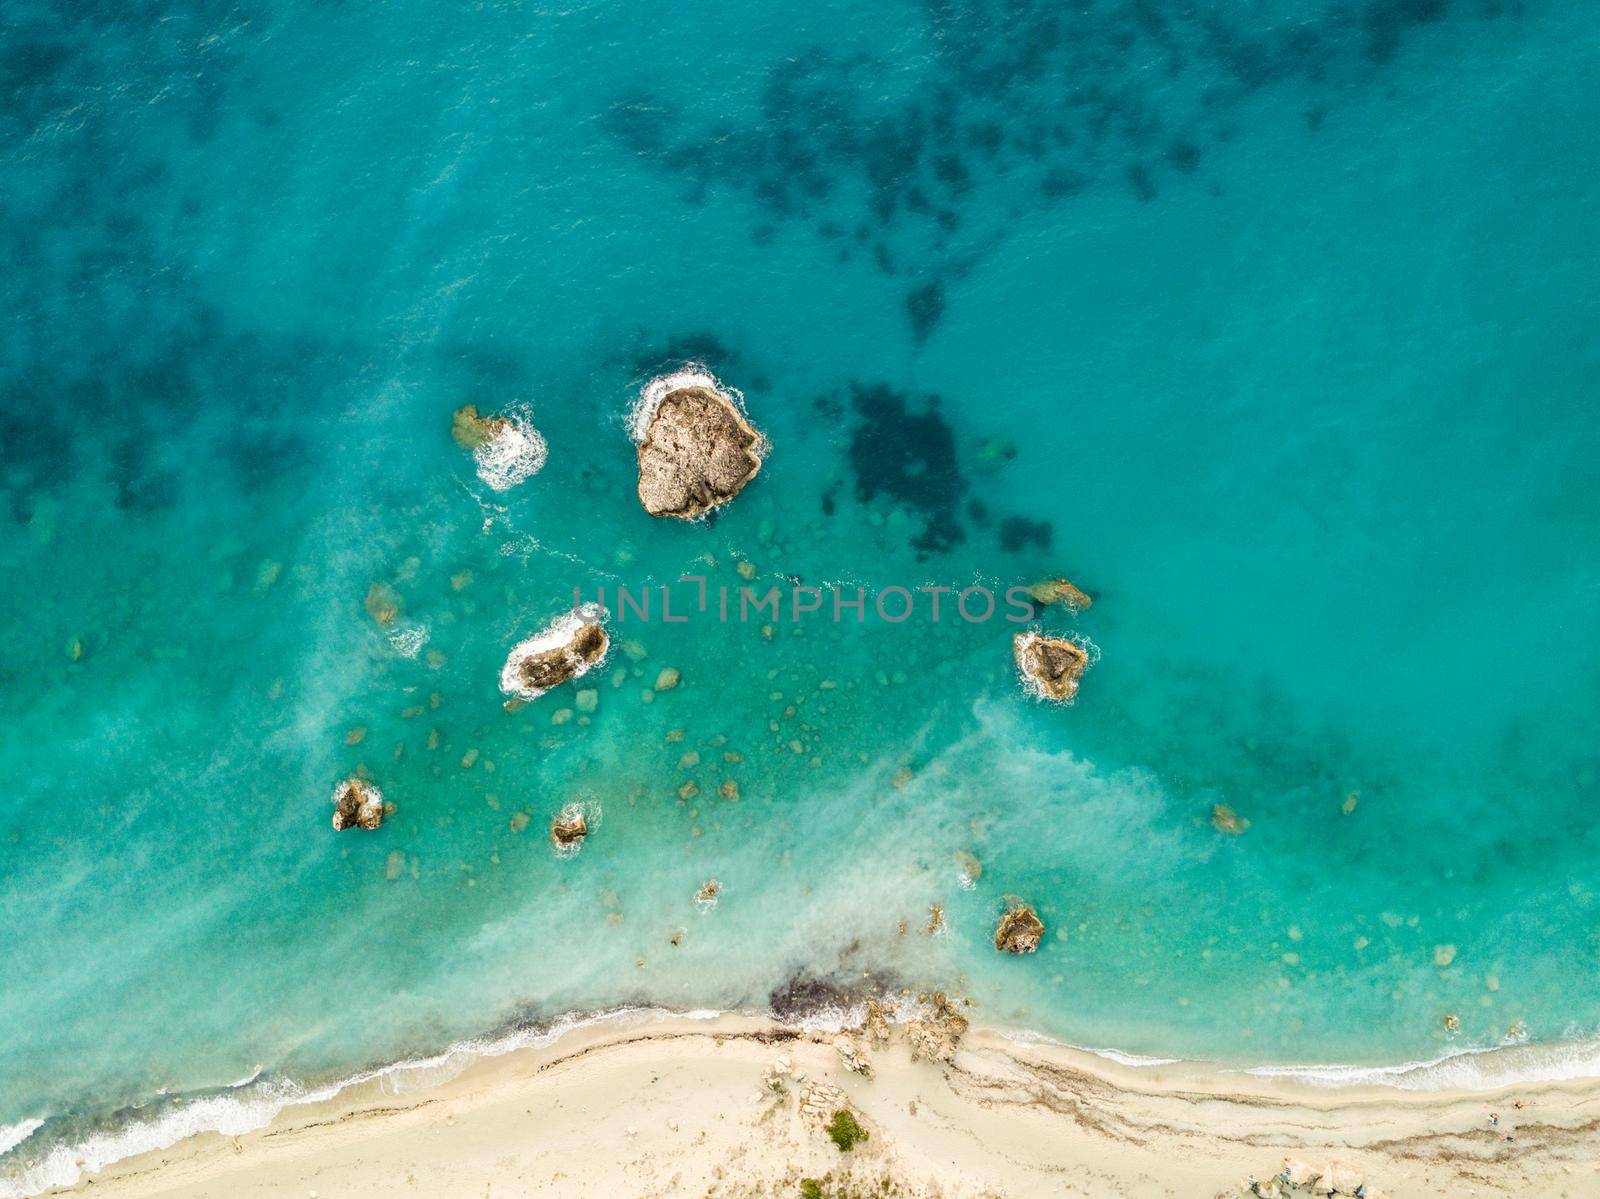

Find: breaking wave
472;403;547;491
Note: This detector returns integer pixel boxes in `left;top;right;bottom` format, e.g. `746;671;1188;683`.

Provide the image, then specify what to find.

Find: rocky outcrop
862;999;893;1046
451;404;510;450
1013;631;1088;702
1026;576;1093;610
550;807;588;849
500;609;610;700
832;1034;874;1078
453;404;547;491
332;775;388;831
907;992;969;1063
636;386;765;518
994;902;1045;953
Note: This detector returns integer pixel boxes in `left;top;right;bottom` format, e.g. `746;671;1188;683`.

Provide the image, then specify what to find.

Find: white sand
51;1014;1600;1198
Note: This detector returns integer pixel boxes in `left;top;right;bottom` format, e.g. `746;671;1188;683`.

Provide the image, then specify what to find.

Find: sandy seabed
52;1014;1600;1199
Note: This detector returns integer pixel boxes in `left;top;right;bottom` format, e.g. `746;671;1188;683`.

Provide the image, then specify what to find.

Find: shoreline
20;1010;1600;1199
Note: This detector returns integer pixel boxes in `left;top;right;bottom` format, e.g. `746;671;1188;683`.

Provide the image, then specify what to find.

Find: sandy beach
50;1012;1600;1199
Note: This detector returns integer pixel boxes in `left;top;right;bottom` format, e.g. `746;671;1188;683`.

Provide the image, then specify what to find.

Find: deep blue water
3;0;1599;1191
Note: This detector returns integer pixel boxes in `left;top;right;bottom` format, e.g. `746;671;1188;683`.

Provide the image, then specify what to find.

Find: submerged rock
500;608;610;700
550;807;588;850
994;902;1045;953
451;404;509;450
1013;631;1088;702
636;385;765;518
364;582;402;627
1025;576;1093;610
331;775;387;831
1211;803;1250;835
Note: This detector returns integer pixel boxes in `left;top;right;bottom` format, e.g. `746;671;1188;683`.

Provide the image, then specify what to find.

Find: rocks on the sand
1025;576;1093;610
1211;803;1250;835
575;688;599;714
1013;631;1089;702
653;667;681;692
832;1034;874;1078
907;992;969;1063
500;608;610;700
695;879;721;908
550;806;588;850
862;999;893;1046
994;901;1045;953
384;849;406;880
635;384;765;519
331;775;387;831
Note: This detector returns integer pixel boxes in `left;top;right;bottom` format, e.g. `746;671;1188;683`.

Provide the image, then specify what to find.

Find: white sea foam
7;1012;1600;1198
1237;1035;1600;1091
0;1006;682;1199
0;1124;42;1162
385;622;428;658
497;604;609;701
472;404;547;492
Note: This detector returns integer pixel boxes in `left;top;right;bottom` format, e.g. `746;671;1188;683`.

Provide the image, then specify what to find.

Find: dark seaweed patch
600;0;1506;342
998;515;1054;553
905;280;946;343
847;383;967;556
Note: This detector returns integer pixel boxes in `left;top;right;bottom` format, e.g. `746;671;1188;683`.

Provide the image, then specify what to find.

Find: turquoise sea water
3;0;1600;1189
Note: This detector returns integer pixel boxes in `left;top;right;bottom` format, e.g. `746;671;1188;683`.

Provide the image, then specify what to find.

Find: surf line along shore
48;1011;1600;1199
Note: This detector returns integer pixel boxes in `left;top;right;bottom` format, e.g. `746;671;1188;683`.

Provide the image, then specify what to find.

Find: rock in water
500;607;610;700
550;807;588;850
1211;803;1250;835
1025;576;1093;610
994;902;1045;953
636;386;764;518
332;776;387;831
451;404;509;450
452;404;548;491
1013;632;1089;702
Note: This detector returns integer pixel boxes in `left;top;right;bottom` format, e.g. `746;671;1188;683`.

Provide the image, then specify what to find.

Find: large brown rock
1013;632;1088;702
994;902;1045;953
636;387;764;518
332;775;387;831
550;807;588;849
500;612;610;699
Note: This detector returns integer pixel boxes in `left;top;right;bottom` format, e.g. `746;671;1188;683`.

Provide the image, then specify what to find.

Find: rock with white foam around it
500;610;610;700
1013;631;1089;702
636;386;765;518
332;776;387;831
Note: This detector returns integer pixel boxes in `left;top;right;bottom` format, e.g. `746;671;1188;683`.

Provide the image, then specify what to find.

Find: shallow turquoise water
3;0;1600;1189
